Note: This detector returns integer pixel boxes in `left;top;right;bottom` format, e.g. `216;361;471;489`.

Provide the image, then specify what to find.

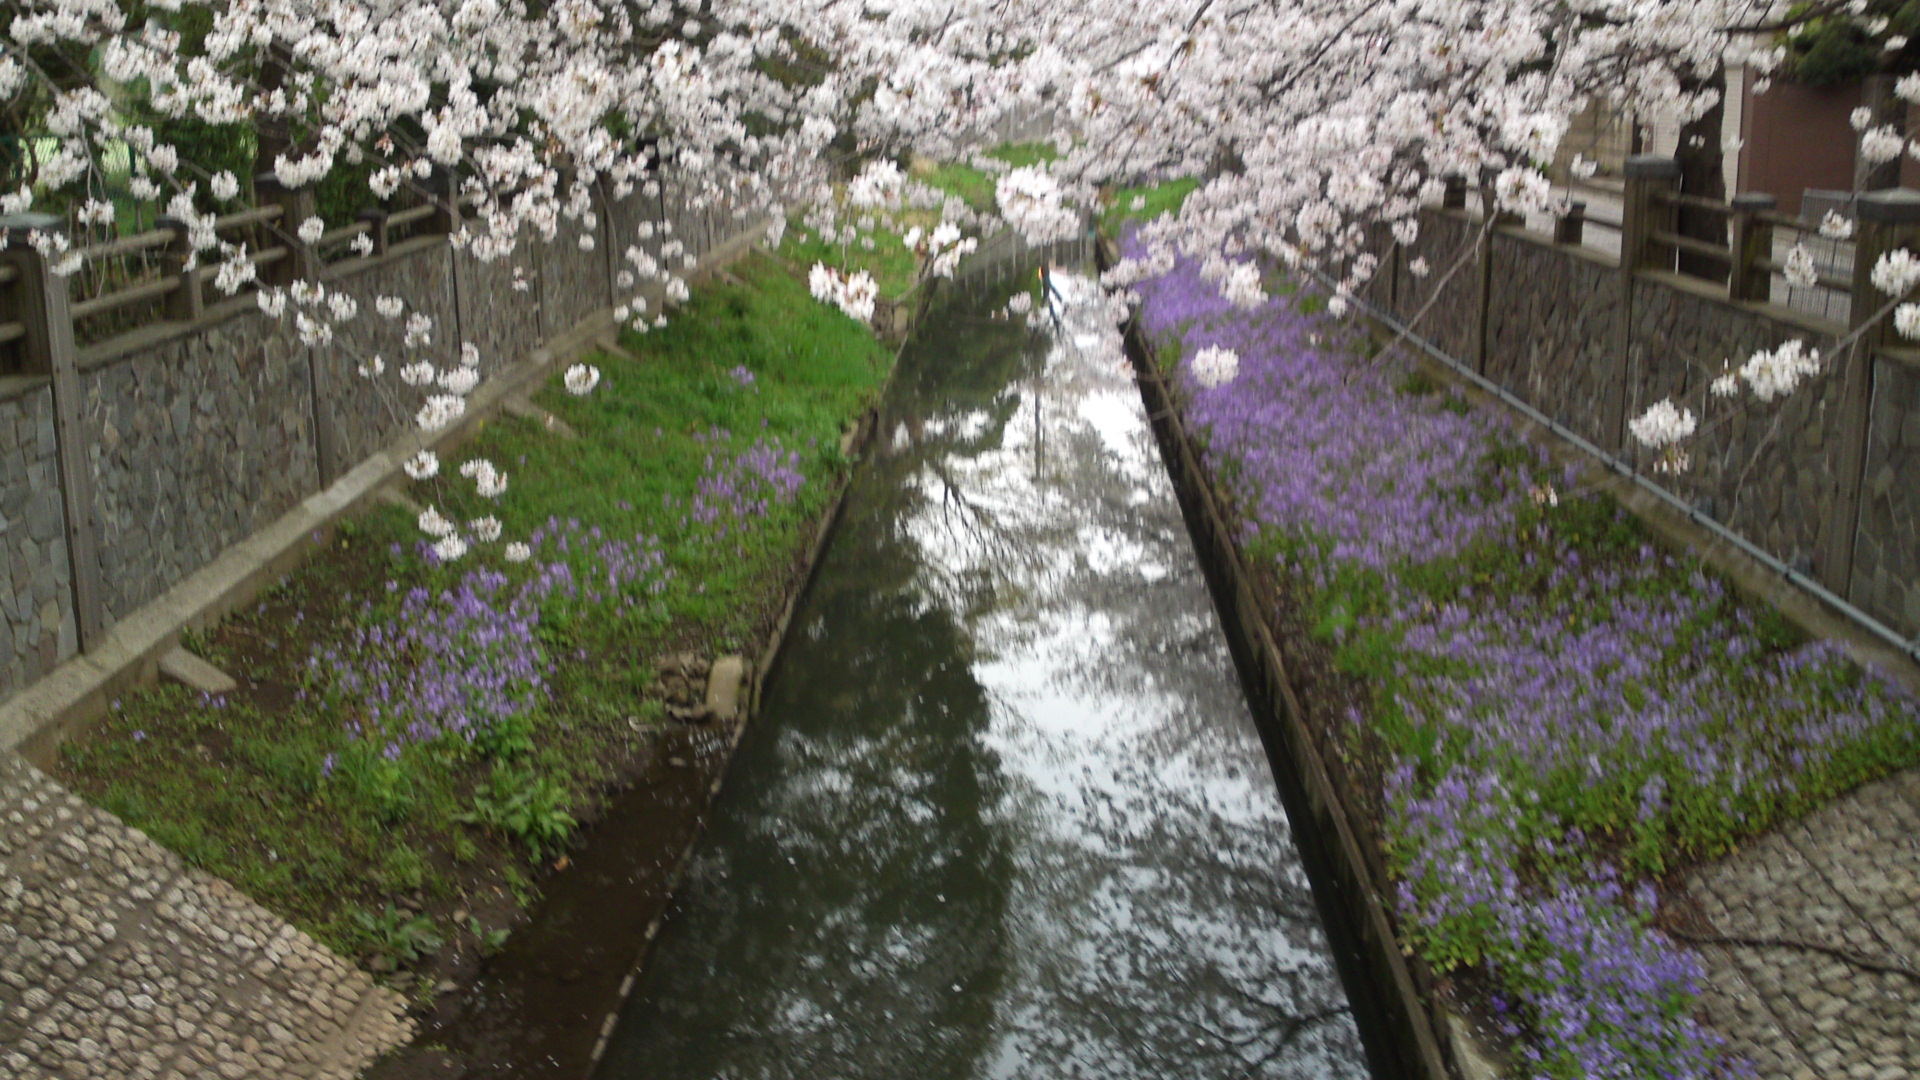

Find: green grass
918;162;997;214
1101;176;1201;233
917;142;1063;216
57;252;895;972
776;223;922;301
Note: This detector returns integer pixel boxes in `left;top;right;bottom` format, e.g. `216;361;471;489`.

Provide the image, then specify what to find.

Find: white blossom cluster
903;221;980;279
1188;345;1240;389
5;0;871;562
1873;249;1920;298
995;167;1079;245
1735;339;1822;403
1782;245;1818;289
20;0;1915;554
1628;399;1697;475
564;363;602;395
808;263;879;323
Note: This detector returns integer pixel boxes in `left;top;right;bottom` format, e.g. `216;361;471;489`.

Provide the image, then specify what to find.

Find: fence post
1554;201;1587;246
430;166;462;237
255;176;340;485
597;179;620;311
1726;193;1777;304
254;175;319;285
1823;188;1920;593
358;208;390;256
1620;155;1680;273
434;169;474;353
0;214;104;652
1606;156;1682;452
1472;204;1519;375
157;218;204;321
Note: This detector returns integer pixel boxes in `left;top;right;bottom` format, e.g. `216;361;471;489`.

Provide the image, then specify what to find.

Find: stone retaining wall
1855;356;1920;634
542;214;612;339
1482;236;1623;449
1368;208;1919;645
1623;280;1847;574
322;242;464;468
0;176;736;706
1390;212;1481;368
454;236;546;376
80;312;319;629
0;383;72;694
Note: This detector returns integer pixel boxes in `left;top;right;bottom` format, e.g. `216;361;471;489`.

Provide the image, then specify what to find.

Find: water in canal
594;270;1367;1079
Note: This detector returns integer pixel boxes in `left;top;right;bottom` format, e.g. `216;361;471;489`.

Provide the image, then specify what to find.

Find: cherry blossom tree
11;0;1920;518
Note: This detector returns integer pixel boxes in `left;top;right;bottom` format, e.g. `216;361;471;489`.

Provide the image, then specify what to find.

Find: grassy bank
915;141;1061;214
1130;241;1918;1079
771;142;1067;301
55;252;895;981
1100;176;1199;235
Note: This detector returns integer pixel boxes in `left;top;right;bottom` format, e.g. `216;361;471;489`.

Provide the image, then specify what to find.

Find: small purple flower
1128;229;1919;1080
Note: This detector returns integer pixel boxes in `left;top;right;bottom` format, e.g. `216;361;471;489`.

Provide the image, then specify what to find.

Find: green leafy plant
468;916;511;956
334;749;416;825
353;905;443;973
458;765;577;861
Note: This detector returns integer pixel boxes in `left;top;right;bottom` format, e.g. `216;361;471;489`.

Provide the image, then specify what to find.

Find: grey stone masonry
1482;233;1623;449
0;751;412;1080
320;244;461;471
0;384;75;700
1851;356;1920;637
80;310;318;629
1390;211;1482;368
1366;205;1920;646
1622;283;1847;576
1683;768;1920;1079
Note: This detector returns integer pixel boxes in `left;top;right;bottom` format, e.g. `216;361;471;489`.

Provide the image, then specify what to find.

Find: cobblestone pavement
0;752;412;1080
1684;768;1920;1080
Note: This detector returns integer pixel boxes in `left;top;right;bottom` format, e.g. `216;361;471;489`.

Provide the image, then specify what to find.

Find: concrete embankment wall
0;174;755;708
1364;208;1918;653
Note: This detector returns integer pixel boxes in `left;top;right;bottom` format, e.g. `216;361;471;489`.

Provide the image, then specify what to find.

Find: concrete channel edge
577;280;935;1078
1100;236;1469;1080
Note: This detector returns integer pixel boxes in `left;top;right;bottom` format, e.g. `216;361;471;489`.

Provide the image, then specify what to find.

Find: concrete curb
2;222;774;765
1100;236;1463;1080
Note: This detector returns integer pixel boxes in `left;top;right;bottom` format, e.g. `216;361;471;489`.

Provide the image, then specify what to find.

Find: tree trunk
1675;65;1728;283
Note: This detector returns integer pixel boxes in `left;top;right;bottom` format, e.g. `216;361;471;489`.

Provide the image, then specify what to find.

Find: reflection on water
595;274;1366;1079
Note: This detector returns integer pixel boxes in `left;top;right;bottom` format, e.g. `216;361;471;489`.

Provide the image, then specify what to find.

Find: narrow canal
593;270;1367;1079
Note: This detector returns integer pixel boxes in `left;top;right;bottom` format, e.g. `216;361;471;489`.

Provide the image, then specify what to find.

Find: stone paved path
0;752;412;1080
1684;767;1920;1080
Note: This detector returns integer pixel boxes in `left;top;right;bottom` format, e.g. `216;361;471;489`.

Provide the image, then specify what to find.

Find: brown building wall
1739;74;1862;214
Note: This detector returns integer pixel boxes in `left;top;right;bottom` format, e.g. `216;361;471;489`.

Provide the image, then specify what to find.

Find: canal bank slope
1109;235;1920;1080
4;241;909;1080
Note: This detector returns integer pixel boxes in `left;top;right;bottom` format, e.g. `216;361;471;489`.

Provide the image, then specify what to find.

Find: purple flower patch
689;427;805;541
1132;236;1918;1080
309;520;670;759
